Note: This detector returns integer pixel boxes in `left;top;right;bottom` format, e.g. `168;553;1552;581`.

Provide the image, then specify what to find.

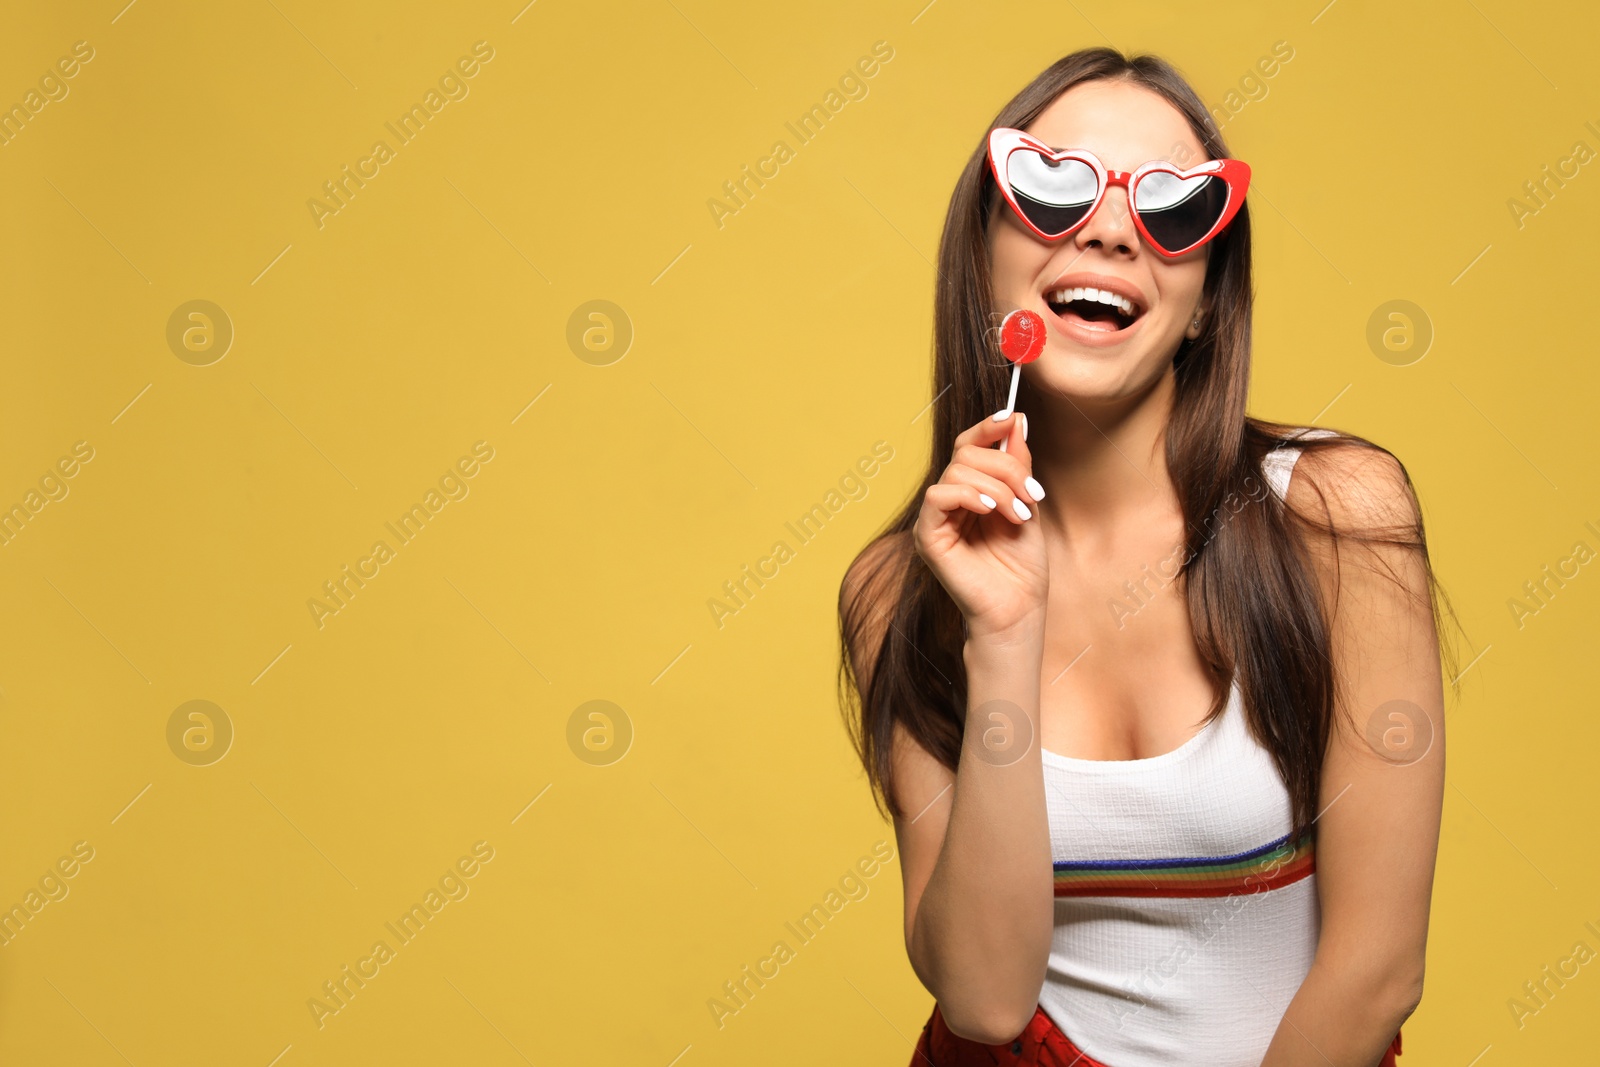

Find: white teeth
1045;286;1137;317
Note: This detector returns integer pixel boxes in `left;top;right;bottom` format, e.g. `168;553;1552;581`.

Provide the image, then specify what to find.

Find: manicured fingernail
993;408;1010;422
1020;412;1029;441
978;493;997;509
1012;498;1032;521
1025;477;1045;501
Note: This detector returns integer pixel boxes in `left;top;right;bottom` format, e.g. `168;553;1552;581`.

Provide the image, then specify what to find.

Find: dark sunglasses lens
1134;171;1229;253
1005;151;1098;236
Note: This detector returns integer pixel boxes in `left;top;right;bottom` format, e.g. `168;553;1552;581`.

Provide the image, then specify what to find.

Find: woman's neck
1020;372;1179;545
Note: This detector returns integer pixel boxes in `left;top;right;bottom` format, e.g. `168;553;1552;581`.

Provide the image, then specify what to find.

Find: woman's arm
898;628;1055;1043
1260;445;1446;1067
842;541;1055;1045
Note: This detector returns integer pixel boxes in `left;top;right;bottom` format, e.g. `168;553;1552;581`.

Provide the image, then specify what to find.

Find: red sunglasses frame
986;127;1251;258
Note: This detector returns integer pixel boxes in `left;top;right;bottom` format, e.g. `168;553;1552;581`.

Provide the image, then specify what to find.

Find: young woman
837;48;1458;1067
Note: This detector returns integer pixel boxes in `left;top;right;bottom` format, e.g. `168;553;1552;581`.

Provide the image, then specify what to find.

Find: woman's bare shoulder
840;530;915;687
1282;433;1421;539
840;529;915;612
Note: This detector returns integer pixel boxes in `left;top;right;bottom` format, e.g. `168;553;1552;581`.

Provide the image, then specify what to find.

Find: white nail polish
1012;498;1032;521
1025;477;1045;501
993;408;1010;422
1021;412;1029;441
978;493;997;509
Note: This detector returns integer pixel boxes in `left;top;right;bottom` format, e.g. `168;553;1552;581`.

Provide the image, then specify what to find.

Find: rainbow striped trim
1053;828;1315;899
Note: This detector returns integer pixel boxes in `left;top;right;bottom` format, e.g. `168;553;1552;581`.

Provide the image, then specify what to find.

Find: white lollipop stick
998;363;1021;454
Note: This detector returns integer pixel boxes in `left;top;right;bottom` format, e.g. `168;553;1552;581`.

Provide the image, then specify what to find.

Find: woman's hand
911;410;1048;642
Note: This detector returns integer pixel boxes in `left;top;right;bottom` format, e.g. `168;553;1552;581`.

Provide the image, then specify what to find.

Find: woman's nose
1074;184;1139;254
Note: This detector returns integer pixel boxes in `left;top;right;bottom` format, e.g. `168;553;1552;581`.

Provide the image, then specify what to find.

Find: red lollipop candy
1000;308;1047;364
995;308;1045;452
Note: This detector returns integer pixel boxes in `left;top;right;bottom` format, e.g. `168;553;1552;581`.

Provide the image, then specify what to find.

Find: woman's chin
1026;355;1164;408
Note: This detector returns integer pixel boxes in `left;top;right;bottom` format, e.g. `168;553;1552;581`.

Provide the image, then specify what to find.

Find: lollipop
996;308;1045;453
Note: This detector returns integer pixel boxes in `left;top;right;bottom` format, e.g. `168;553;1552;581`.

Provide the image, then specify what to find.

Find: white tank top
1037;428;1337;1067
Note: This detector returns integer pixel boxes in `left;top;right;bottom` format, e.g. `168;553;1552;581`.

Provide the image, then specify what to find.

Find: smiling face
987;77;1213;405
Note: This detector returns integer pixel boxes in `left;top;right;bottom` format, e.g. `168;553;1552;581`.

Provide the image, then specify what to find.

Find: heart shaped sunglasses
986;127;1251;258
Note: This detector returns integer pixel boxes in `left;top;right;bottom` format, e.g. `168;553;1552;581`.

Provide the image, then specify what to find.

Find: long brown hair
836;47;1463;845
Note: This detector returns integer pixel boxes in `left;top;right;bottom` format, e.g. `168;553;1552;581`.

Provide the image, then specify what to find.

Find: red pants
911;1003;1402;1066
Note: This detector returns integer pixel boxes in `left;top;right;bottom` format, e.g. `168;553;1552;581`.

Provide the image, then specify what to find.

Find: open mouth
1044;286;1144;334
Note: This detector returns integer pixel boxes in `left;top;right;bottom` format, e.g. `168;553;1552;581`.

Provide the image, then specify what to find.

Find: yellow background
1;0;1596;1063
